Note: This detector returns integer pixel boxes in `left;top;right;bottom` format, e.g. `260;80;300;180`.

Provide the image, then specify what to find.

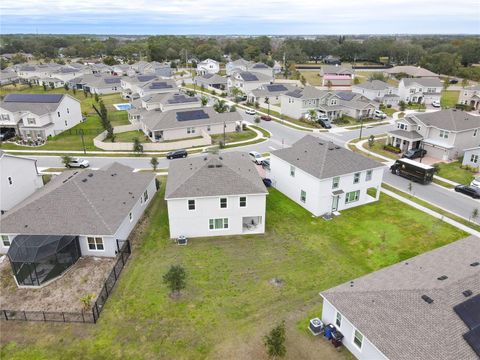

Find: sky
1;0;479;35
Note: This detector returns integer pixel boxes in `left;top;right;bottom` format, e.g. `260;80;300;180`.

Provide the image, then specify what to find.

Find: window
57;111;60;117
67;108;70;114
220;197;227;208
209;218;228;230
188;199;196;210
65;120;68;126
366;170;372;181
440;130;449;139
8;176;13;186
129;212;133;221
27;117;36;125
345;190;360;204
87;237;104;250
187;127;196;134
143;190;148;202
353;329;363;349
353;172;360;184
239;196;247;207
471;154;478;164
474;129;478;137
332;177;340;189
336;312;342;327
207;125;211;131
300;190;306;203
1;114;10;120
1;235;10;247
290;166;295;177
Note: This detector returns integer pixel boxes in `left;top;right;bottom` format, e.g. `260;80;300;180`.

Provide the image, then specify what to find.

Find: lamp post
358;116;364;141
223;120;226;146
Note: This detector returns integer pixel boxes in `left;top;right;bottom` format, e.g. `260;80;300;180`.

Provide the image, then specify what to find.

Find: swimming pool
113;103;132;111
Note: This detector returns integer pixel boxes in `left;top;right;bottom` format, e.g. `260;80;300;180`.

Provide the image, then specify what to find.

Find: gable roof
321;236;480;360
141;92;200;107
385;66;439;77
401;77;442;87
165;152;267;199
0;163;155;236
284;86;326;100
354;80;392;91
195;73;227;84
0;93;76;116
411;109;480;132
271;135;383;179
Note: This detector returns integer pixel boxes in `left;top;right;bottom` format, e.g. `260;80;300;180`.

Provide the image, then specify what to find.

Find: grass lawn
361;138;399;160
298;71;322;86
249;125;271;138
334;115;380;127
441;90;460;108
1;184;466;360
257;107;318;130
434;161;477;184
114;130;151;143
382;107;398;117
211;129;257;144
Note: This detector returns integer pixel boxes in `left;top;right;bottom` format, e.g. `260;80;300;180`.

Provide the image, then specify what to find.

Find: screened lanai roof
7;235;77;263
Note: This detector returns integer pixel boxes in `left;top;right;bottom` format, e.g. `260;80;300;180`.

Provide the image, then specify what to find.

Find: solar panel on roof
336;91;356;101
286;89;303;98
137;75;156;82
149;82;173;89
4;94;63;103
104;78;121;84
176;109;209;122
241;72;259;81
464;327;480;357
454;294;480;356
167;95;199;104
253;63;268;68
266;84;287;92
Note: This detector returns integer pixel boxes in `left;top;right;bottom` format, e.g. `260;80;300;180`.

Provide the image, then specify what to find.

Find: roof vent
111;173;117;177
215;164;222;168
82;178;87;182
219;156;223;160
463;290;473;297
328;142;335;150
470;261;479;267
207;164;215;168
421;295;434;304
88;173;93;177
437;275;448;281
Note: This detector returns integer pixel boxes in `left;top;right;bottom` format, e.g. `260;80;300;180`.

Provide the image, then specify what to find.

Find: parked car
471;177;480;188
432;100;441;108
262;178;272;187
261;159;270;170
449;79;459;84
317;118;332;129
66;158;90;168
166;149;188;159
373;110;387;119
245;108;256;115
0;128;15;141
260;115;272;121
249;151;266;165
402;148;427;159
454;185;480;199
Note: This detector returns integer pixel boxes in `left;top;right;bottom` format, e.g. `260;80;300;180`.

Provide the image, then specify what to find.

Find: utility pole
80;129;86;154
358;117;364;141
223;120;226;146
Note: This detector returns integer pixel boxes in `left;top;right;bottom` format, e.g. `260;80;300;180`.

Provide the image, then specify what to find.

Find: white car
373;110;387;119
245;108;256;115
67;158;90;168
471;177;480;188
249;151;266;165
432;100;441;108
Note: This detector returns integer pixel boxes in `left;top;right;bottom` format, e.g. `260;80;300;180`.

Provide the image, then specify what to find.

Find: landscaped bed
434;160;477;184
211;128;257;144
0;256;115;313
1;183;466;360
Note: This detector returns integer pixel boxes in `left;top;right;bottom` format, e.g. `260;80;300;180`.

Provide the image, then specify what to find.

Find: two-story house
138;92;201;112
69;74;122;94
121;76;177;99
247;83;298;105
459;85;480;110
142;61;173;78
193;73;228;91
165;152;268;238
196;58;220;75
398;78;442;105
226;58;254;75
0;93;82;140
320;65;354;87
352;80;400;106
269;135;384;217
227;71;273;94
0;151;44;213
387;109;480;160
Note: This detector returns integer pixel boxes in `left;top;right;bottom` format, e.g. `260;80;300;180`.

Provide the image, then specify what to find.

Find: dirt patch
0;256;115;312
269;277;285;287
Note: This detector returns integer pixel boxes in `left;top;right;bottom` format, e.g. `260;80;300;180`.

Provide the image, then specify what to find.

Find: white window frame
8;176;13;186
332;177;340;189
471;154;478;164
353;329;364;349
290;165;295;177
143;190;148;202
335;312;342;327
188;199;196;210
1;235;10;247
209;218;229;230
87;236;104;251
27;117;36;125
366;170;372;181
353;172;361;184
239;196;247;207
345;190;360;204
300;190;306;203
220;197;227;208
440;130;449;139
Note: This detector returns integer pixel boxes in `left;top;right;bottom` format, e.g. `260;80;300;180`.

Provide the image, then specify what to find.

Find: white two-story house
459;84;480;110
165;152;268;239
0;93;82;140
398;77;442;105
352;80;400;106
227;71;273;94
196;58;220;75
0;151;44;213
269;135;384;217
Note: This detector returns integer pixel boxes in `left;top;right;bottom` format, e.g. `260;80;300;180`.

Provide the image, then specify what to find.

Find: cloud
1;0;478;34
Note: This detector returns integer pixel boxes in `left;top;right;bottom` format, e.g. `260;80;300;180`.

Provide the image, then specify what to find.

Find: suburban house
269;135;384;217
111;64;134;76
0;163;157;286
280;86;377;120
87;63;113;74
0;69;19;85
69;74;121;94
249;63;274;77
165;152;268;238
226;58;254;75
320;65;354;87
0;151;43;213
137;92;201;112
120;75;159;97
0;93;82;140
384;65;439;78
131;107;243;142
459;85;480;110
194;73;228;91
36;77;65;89
141;61;172;77
387;109;480;160
16;63;62;80
320;235;480;360
398;77;443;105
247;83;298;105
50;65;87;83
462;146;480;169
196;58;220;75
352;80;400;106
121;76;177;99
227;71;273;94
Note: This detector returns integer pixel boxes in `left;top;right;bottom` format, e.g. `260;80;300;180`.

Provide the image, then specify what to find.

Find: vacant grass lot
435;160;477;184
441;90;460;108
1;183;466;360
211;128;257;144
298;71;322;86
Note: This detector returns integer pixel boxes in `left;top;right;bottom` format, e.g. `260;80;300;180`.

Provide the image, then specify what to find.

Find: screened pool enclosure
7;235;81;286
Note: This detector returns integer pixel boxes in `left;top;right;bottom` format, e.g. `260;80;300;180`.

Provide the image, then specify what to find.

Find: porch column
375;185;380;200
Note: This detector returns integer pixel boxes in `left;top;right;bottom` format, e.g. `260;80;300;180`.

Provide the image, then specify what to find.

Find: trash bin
331;330;344;348
324;323;335;340
309;318;324;336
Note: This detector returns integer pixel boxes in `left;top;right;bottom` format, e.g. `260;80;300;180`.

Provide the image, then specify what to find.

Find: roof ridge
167;157;212;197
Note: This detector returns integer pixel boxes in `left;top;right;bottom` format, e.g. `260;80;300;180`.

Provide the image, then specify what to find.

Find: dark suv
454;185;480;199
402;148;427;159
0;128;15;141
166;149;188;159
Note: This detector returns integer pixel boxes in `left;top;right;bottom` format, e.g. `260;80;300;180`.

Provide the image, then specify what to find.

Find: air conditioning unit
309;318;324;336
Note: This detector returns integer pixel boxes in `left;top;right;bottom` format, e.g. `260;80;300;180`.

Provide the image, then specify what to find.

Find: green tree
61;155;72;168
307;109;317;121
368;134;375;148
80;293;95;311
200;96;208;107
399;100;406;111
133;137;144;153
94;93;99;103
461;78;469;88
213;99;229;113
443;78;450;91
42;83;47;91
470;208;479;223
369;73;387;82
103;56;119;66
326;80;333;90
72;87;76;95
265;97;270;116
150;156;159;172
353;77;360;85
163;265;187;295
64;83;69;91
264;321;286;359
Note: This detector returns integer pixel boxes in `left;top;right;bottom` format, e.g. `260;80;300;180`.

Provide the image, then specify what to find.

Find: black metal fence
1;240;131;325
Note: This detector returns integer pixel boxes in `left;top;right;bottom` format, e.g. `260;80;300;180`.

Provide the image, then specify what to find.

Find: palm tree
307;109;317;122
213;99;229;113
200;96;208;107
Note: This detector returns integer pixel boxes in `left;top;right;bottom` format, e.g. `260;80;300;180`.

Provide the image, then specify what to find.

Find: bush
383;144;401;153
254;116;261;124
386;104;392;108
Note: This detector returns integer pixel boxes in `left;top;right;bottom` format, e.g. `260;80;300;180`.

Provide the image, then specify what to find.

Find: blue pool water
114;103;132;110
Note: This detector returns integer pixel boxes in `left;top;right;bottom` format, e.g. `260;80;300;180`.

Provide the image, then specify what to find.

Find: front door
332;196;339;212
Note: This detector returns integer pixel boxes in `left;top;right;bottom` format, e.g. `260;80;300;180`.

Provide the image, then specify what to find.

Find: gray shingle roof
165;152;267;199
388;129;423;140
271;135;384;179
354;80;391;91
0;93;76;116
385;66;439;77
0;163;155;236
195;74;227;85
284;86;326;100
412;109;480;132
401;77;442;87
321;236;480;360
